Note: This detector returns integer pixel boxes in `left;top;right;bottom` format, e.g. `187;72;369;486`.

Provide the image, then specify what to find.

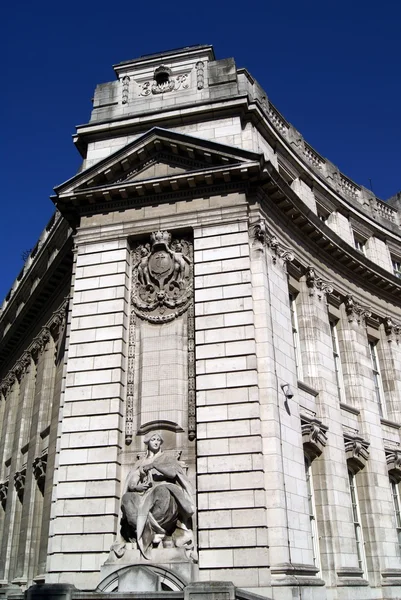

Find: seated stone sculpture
120;432;194;558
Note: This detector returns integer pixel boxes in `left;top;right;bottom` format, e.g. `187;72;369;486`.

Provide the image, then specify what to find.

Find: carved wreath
131;231;193;323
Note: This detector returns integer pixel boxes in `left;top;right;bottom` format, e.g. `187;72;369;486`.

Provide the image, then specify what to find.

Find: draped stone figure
120;433;194;559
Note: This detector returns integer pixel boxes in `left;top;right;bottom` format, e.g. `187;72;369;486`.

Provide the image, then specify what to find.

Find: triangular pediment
54;128;263;195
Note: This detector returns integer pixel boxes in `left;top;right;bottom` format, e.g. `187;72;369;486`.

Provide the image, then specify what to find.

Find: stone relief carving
344;295;372;324
195;61;204;89
383;316;401;343
139;66;190;96
32;454;47;495
131;231;192;324
125;313;136;446
121;75;130;104
305;266;334;299
187;302;196;441
14;468;26;503
120;432;195;560
386;448;401;482
0;481;8;511
344;432;370;472
301;415;328;461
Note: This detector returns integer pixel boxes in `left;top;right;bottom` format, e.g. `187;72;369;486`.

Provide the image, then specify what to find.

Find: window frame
289;292;303;381
329;319;346;404
348;469;367;576
390;476;401;551
305;455;321;572
368;339;386;417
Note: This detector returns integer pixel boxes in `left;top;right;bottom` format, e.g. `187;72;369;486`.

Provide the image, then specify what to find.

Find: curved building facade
0;45;401;600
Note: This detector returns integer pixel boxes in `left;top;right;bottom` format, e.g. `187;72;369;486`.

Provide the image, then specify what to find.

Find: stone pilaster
15;331;56;584
296;275;365;590
379;318;401;423
248;221;322;596
338;300;401;586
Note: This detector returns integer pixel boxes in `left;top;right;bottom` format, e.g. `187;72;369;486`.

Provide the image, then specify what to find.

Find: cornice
0;297;69;393
257;166;401;304
0;214;70;326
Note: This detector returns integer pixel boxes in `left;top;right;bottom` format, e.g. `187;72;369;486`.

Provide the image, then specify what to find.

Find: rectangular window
330;320;346;403
390;478;401;551
392;258;401;279
348;470;367;576
369;340;386;417
305;456;320;571
353;233;366;255
289;293;303;380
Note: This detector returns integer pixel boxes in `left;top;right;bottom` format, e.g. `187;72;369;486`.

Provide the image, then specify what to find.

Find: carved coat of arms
131;231;192;323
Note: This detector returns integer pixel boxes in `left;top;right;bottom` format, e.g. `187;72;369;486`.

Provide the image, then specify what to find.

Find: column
296;269;362;589
338;298;401;586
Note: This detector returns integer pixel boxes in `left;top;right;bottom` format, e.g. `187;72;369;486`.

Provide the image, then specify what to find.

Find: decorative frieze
14;354;32;381
131;231;193;323
344;295;372;324
301;415;328;461
139;66;190;96
344;432;370;473
32;454;47;495
305;266;334;299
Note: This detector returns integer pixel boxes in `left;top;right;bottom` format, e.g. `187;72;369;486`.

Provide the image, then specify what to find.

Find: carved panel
121;76;130;104
138;66;190;97
195;61;204;89
131;231;193;324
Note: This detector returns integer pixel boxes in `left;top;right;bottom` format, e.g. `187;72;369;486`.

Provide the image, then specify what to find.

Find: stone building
0;45;401;600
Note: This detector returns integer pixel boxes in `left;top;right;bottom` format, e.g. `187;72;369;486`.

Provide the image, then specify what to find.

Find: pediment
54;127;264;199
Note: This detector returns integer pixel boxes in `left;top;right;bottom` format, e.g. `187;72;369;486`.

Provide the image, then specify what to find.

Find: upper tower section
89;45;217;126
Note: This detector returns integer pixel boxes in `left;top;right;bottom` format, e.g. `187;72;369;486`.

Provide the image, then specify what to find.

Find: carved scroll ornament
251;219;294;264
131;231;193;323
344;295;372;324
305;267;334;299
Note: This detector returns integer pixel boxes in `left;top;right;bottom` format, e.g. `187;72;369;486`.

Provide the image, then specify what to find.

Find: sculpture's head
144;431;164;453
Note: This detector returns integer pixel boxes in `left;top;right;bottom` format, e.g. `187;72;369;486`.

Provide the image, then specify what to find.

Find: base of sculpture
98;547;196;592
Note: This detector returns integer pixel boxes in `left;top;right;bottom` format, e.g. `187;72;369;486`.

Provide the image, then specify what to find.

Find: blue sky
2;0;400;303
